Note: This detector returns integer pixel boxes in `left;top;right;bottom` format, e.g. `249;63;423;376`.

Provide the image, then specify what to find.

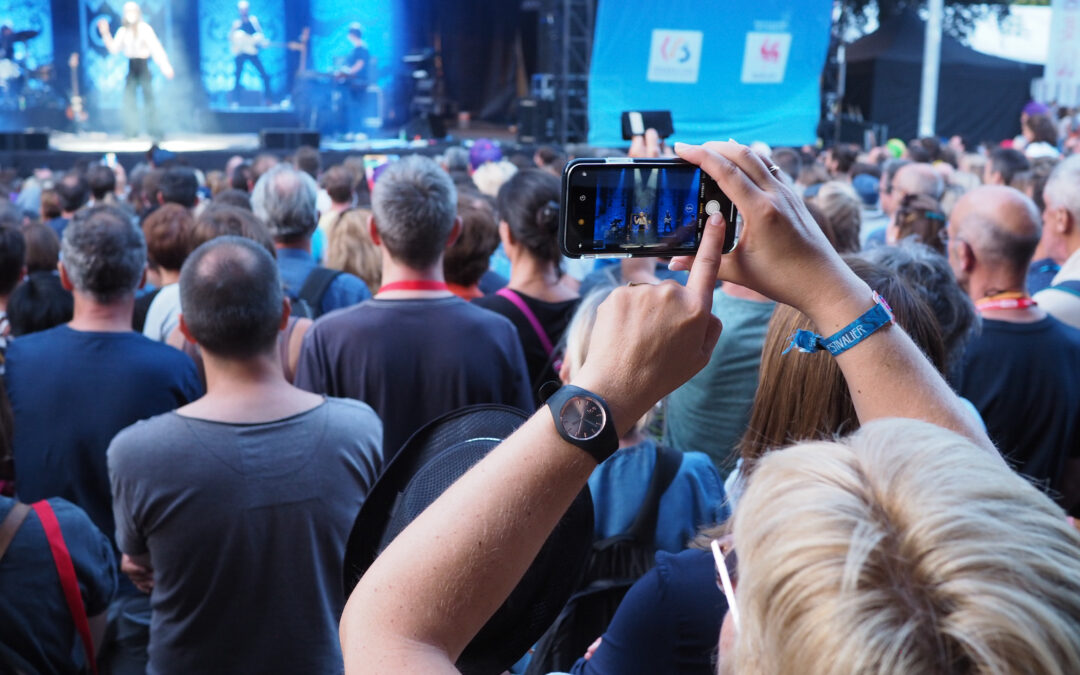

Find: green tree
837;0;1013;39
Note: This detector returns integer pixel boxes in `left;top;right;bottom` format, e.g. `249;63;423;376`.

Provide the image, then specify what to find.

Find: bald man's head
949;186;1041;278
893;163;944;201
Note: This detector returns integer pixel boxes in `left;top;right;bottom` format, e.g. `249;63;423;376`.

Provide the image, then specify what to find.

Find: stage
0;121;524;176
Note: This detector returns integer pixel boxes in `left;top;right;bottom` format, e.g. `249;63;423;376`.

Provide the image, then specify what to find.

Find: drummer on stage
97;2;174;138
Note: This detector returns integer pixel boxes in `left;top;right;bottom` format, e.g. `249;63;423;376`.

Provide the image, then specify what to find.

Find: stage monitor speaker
517;97;556;145
404;114;446;140
259;128;320;151
0;131;48;152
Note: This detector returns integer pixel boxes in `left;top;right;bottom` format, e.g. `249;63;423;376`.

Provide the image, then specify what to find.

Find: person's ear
1060;207;1077;236
156;191;165;206
446;216;462;248
57;261;74;291
178;314;197;345
368;213;382;246
959;240;976;274
280;298;291;331
498;220;513;248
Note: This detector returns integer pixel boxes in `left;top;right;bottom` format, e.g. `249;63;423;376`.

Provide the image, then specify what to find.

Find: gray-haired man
294;155;532;453
251;164;370;317
4;205;202;670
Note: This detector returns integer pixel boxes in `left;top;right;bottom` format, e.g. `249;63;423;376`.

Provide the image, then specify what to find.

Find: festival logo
741;32;792;84
647;29;703;84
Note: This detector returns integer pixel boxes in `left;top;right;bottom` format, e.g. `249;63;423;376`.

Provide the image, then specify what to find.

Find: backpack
524;444;683;675
286;267;344;319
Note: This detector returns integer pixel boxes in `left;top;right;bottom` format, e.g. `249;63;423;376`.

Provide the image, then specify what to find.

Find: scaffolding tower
537;0;593;144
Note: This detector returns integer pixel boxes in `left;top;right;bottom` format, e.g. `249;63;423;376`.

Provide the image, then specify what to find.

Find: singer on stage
97;2;174;138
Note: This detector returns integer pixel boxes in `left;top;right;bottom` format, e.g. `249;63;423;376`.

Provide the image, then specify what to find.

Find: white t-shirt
142;283;181;342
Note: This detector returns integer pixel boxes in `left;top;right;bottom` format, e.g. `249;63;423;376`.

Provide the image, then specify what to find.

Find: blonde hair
471;160;518;198
325;208;381;292
809;181;861;253
731;418;1080;675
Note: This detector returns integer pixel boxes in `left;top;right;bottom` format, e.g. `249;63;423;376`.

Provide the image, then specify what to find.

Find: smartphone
560;158;738;259
102;152;117;168
620;110;675;141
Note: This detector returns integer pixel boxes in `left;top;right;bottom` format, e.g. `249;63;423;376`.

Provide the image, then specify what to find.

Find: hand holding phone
559;158;738;259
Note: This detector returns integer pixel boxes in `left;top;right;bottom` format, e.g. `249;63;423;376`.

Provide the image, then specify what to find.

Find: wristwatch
544;384;620;463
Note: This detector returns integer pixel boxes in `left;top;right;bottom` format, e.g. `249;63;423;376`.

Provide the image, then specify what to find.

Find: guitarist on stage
231;0;272;104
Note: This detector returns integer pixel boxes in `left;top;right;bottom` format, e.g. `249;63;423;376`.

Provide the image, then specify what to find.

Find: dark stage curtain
407;0;528;122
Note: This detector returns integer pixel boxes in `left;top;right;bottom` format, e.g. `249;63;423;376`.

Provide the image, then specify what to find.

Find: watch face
559;395;607;441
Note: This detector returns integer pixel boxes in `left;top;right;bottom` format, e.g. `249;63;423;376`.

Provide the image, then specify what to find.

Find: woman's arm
673;142;994;453
96;20;120;55
144;25;174;79
339;211;728;673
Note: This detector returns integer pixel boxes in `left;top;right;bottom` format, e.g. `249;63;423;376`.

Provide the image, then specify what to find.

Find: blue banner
588;0;833;147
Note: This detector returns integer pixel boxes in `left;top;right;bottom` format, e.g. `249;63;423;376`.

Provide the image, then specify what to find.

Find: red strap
377;280;450;294
32;501;98;675
497;288;555;357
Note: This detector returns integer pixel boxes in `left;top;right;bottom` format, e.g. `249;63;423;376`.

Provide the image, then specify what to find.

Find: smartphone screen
561;158;737;258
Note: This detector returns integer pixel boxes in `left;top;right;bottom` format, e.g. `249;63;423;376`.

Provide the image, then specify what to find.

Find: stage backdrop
199;0;288;104
588;0;832;147
0;0;54;70
79;0;174;110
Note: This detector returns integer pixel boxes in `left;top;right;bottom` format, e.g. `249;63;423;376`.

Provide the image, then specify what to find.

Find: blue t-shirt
570;548;726;675
276;247;371;316
955;316;1080;510
5;326;202;547
0;497;117;675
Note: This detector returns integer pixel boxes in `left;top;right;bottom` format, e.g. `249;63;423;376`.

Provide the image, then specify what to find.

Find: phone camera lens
578;194;586;202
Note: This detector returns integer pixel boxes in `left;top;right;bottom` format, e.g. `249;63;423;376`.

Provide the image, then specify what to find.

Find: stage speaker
404;114;446;140
517;97;556;145
259;128;320;151
0;131;48;152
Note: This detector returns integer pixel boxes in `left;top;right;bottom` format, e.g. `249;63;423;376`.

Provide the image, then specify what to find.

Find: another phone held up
560;158;739;259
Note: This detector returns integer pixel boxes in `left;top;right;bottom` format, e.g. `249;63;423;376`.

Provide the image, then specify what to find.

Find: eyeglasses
711;537;740;630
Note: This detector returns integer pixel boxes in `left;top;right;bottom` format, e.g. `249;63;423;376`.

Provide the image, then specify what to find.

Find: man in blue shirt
4;205;201;672
251;164;371;316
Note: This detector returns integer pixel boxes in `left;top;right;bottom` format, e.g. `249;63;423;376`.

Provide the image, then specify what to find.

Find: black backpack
525;444;683;675
286;267;344;319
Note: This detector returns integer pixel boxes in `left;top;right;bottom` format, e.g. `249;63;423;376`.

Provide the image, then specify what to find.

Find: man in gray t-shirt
108;237;384;674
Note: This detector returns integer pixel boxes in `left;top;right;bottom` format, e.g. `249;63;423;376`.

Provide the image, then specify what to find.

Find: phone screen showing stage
562;161;735;257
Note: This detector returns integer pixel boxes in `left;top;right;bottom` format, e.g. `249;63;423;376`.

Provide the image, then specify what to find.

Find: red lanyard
376;280;450;295
976;293;1037;312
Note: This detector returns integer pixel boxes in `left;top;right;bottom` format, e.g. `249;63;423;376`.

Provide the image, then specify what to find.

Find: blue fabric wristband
783;292;895;357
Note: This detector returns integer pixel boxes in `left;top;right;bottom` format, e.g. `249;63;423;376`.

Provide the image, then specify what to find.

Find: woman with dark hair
473;169;579;396
886;192;948;254
1024;113;1061;159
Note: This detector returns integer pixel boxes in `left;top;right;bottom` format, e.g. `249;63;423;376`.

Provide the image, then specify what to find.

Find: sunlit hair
731;418;1080;674
325;208;381;292
737;256;945;477
809;181;861;253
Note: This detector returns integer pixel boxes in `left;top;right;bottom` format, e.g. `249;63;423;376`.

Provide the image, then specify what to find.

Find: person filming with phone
338;140;1080;674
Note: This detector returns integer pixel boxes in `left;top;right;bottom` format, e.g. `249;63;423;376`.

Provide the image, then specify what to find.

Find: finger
701;140;776;189
685;213;726;307
675;143;762;210
644;128;661;158
628;134;646;159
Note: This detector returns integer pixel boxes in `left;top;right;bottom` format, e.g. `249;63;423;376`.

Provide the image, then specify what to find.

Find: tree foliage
837;0;1012;40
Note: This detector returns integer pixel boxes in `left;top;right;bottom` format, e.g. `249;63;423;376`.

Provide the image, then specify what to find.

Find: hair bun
536;200;560;233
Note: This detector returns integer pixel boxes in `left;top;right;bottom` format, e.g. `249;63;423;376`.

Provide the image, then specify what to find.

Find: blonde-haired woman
325;208;382;293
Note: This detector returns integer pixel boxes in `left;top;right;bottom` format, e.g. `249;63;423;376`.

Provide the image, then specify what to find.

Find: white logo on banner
741;32;792;84
647;29;704;84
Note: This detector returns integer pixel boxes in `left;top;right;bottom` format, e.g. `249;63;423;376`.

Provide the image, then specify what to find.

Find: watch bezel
558;394;608;442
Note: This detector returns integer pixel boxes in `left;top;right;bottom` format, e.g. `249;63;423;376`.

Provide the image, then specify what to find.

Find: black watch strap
544;384;620;464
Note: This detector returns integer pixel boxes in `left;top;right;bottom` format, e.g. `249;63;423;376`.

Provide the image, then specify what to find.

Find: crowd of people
0;102;1079;675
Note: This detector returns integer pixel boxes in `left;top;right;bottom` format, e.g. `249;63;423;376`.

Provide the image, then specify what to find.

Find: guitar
230;27;309;57
65;53;88;125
